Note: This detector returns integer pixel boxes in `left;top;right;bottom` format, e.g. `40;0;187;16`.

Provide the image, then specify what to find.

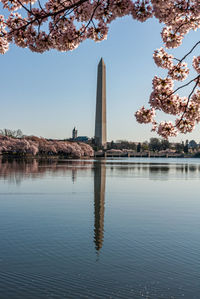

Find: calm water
0;157;200;298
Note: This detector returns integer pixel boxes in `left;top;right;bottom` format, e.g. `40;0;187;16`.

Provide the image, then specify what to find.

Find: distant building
74;136;89;142
70;127;89;143
188;140;198;149
72;127;78;140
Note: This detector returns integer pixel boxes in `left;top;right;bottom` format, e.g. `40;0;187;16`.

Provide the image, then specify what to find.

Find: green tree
161;139;170;150
141;142;149;151
149;138;161;152
189;140;198;149
175;143;184;153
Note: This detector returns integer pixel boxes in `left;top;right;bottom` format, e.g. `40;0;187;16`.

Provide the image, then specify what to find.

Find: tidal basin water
0;158;200;298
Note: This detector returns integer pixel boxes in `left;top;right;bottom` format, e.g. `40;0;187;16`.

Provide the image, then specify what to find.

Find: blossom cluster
193;56;200;74
135;106;155;123
0;135;94;157
1;0;200;137
135;76;200;138
153;48;173;69
134;0;200;139
157;121;177;138
0;0;200;54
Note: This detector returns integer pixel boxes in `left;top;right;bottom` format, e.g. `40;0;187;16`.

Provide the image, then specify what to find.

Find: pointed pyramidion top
99;57;105;66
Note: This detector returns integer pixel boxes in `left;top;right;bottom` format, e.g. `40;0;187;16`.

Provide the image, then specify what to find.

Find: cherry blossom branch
173;75;200;94
5;0;90;36
16;0;32;14
1;0;200;138
175;77;200;128
174;41;200;63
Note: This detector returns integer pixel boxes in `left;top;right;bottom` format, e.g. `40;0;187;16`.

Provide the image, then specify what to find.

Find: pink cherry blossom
0;0;200;137
191;90;200;104
157;121;177;138
193;56;200;74
135;106;155;123
168;62;189;81
161;27;184;49
175;118;195;133
153;48;174;69
0;135;94;157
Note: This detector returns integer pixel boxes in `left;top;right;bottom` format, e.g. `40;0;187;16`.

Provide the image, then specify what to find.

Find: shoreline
94;152;199;158
0;153;200;159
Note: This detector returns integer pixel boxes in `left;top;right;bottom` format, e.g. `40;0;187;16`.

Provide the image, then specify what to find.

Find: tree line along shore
0;135;94;158
96;138;200;158
1;129;200;159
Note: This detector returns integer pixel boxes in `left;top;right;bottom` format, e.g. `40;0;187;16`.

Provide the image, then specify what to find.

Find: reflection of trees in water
93;162;106;252
1;158;200;186
149;166;170;173
105;162;200;176
1;158;200;252
2;159;200;183
0;158;93;184
189;165;197;172
0;158;107;252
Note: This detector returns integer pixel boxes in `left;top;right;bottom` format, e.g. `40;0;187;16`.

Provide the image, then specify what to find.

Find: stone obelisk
95;58;107;148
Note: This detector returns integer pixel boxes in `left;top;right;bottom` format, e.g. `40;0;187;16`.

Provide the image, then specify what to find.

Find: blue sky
1;15;200;142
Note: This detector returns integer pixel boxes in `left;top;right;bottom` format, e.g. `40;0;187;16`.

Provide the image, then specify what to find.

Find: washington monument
94;58;107;148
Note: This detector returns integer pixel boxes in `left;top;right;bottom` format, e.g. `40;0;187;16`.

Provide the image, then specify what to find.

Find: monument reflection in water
1;158;200;298
93;161;106;251
0;158;106;251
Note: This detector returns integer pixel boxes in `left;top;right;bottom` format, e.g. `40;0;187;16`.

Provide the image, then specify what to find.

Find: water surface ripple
0;157;200;298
